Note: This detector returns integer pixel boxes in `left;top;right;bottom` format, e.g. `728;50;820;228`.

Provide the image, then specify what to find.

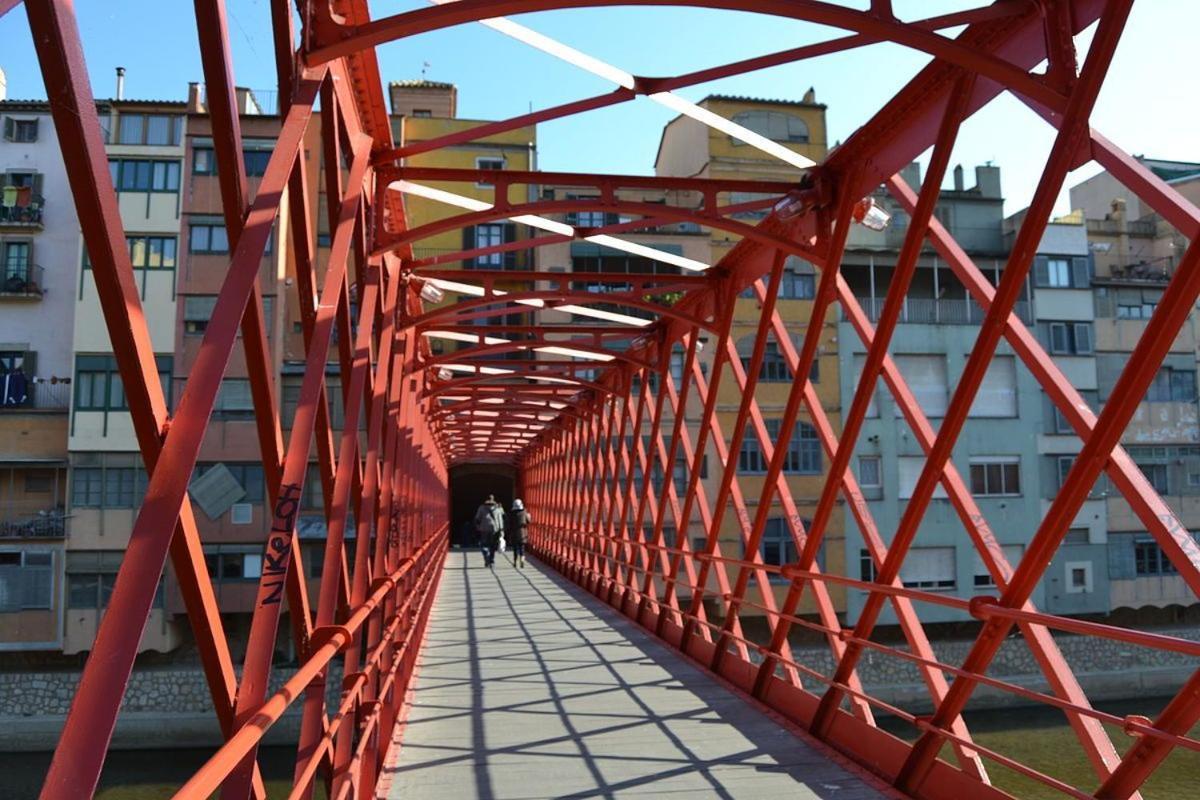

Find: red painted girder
384;165;800;195
305;0;1064;114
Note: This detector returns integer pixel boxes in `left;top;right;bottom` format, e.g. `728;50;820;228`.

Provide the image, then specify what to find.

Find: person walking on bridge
474;494;505;569
508;498;530;568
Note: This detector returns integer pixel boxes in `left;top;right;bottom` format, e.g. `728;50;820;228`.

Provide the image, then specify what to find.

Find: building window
893;354;948;418
204;547;265;583
899;546;956;590
0;550;54;611
756;341;791;382
761;518;798;571
897;456;948;500
1034;255;1089;288
67;551;164;609
128;235;178;269
1134;539;1177;576
780;270;815;299
1136;461;1170;494
858;456;882;489
84;236;178;271
475;157;505;187
412;109;432;118
192;143;273;177
1047;258;1071;287
213;378;255;418
75;354;170;412
1117;303;1156;319
969;457;1021;496
730;111;809;143
1065;561;1093;594
72;468;103;507
3;118;39;143
860;547;956;590
75;355;126;411
1145;367;1197;403
1057;456;1075;490
739;420;821;474
473;224;505;267
973;544;1024;588
108;158;181;192
1046;322;1093;355
116;113;182;146
189;223;230;254
183;296;217;334
969;355;1017;417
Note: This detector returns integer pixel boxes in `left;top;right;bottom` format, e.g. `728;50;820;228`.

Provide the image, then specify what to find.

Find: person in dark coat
508;498;530;568
473;494;505;568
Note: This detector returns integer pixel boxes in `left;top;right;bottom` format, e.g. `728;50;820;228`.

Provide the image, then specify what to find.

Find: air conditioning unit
230;503;253;525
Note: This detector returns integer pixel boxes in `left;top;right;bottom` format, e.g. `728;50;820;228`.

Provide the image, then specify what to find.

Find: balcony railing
849;296;1034;325
0;379;71;411
0;505;66;539
1;263;45;298
0;196;46;227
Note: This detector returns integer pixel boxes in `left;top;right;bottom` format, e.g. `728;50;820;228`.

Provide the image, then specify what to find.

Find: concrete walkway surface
380;550;891;799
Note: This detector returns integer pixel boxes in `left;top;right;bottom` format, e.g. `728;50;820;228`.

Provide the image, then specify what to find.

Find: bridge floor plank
381;550;892;799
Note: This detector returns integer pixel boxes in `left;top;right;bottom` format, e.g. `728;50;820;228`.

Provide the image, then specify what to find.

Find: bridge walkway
380;550;894;799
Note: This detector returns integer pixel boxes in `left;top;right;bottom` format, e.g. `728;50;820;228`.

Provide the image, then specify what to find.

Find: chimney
953;164;964;192
115;66;125;100
187;82;204;113
0;67;7;102
802;86;816;104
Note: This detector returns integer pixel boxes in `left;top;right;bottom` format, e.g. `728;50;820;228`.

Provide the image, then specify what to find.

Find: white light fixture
853;197;892;231
419;280;445;303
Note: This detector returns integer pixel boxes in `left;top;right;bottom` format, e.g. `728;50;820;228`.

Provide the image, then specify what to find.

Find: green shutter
1033;255;1050;287
1106;535;1136;579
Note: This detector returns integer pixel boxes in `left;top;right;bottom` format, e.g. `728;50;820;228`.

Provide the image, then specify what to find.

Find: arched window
730;111;809;144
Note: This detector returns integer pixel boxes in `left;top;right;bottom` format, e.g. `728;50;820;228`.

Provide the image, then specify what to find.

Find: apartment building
1070;162;1200;619
1012;210;1111;616
64;97;189;654
0;99;75;651
837;163;1051;625
653;92;839;615
170;85;296;655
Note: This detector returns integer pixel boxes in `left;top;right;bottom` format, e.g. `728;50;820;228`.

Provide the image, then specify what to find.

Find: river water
4;698;1196;798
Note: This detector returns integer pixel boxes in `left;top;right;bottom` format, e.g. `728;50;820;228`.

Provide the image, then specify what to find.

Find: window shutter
1107;534;1136;579
23;562;52;609
1033;255;1050;287
503;223;517;269
1071;256;1090;288
1073;323;1093;354
32;173;44;198
2;118;13;142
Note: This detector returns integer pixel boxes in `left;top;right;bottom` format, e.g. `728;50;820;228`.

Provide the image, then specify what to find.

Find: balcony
0;503;66;539
1;263;45;299
849;296;1034;325
1;379;71;411
0;195;46;229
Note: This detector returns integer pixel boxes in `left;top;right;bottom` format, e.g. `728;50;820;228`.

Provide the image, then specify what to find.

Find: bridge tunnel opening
449;463;519;548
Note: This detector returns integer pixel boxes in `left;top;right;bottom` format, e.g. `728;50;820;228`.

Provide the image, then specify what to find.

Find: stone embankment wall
0;665;344;751
1;626;1194;749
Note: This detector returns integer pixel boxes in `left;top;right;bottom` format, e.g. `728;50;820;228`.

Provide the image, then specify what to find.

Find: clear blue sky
1;1;1195;216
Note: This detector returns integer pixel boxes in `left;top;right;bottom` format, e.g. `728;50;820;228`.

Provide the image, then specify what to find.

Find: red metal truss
22;0;1200;798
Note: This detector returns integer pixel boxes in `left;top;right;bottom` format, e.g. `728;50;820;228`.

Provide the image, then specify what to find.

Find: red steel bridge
15;0;1200;797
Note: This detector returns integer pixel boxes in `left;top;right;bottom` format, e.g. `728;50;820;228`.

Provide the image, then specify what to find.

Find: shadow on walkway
381;550;890;800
